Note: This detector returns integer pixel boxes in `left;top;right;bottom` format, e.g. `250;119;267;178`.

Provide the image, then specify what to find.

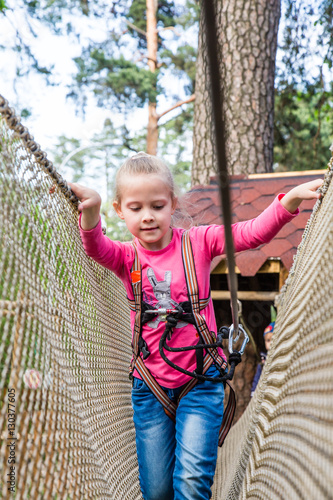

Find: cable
201;0;239;335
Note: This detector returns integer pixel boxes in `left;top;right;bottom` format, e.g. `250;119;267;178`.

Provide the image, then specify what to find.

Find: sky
0;0;194;172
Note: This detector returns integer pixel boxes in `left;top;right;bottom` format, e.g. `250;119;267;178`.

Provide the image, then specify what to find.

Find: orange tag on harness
131;270;141;284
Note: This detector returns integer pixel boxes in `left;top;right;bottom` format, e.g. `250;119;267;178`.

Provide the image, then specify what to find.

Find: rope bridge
0;96;332;499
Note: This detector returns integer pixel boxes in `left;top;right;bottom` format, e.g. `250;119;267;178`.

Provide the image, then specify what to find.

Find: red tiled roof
182;170;325;276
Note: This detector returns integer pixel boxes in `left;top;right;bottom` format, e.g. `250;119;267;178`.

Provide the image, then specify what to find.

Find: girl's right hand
68;182;102;230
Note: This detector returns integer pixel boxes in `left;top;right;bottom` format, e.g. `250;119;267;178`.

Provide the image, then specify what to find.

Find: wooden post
279;263;290;291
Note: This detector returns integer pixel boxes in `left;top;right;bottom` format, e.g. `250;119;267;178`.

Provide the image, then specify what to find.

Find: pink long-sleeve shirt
79;194;298;388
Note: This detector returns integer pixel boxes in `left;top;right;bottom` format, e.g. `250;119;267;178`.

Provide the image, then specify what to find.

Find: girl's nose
142;210;154;222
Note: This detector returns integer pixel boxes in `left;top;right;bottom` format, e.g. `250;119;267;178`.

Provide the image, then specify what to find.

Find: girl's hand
280;178;324;214
68;182;102;230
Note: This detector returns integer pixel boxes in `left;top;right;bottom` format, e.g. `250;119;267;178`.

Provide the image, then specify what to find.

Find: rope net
0;97;140;499
0;95;332;499
212;156;333;499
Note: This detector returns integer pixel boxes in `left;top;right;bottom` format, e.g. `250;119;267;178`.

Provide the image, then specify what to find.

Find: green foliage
74;51;160;107
0;0;8;12
161;44;196;92
278;0;333;87
317;0;333;69
52;136;84;182
175;0;199;29
25;0;108;22
20;108;32;118
2;0;197;172
274;82;333;171
274;1;333;171
67;0;196;114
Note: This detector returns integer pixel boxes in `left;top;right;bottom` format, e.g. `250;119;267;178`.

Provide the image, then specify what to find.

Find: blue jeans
131;366;225;500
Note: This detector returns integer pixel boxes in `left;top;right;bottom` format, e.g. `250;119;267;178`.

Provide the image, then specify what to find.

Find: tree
1;0;198;155
274;81;333;171
192;0;333;184
273;0;333;171
52;0;197;155
192;0;281;184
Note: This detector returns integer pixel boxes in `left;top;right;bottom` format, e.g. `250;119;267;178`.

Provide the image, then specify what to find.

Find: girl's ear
113;200;124;219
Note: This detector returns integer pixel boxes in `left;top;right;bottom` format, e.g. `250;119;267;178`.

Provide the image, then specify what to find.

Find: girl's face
113;173;177;251
264;332;272;351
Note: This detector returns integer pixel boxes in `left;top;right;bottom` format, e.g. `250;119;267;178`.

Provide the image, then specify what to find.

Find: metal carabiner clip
228;324;249;355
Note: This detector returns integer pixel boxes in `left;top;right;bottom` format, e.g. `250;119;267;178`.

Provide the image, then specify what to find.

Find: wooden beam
212;259;281;275
211;290;277;301
248;169;325;179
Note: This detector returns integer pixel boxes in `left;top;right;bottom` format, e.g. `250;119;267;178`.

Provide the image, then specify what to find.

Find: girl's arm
231;178;324;252
279;179;323;213
68;182;130;278
68;182;102;230
197;178;324;258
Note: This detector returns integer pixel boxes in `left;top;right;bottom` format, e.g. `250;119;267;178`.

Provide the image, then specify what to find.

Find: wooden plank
212;259;280;275
248;169;325;179
211;290;277;301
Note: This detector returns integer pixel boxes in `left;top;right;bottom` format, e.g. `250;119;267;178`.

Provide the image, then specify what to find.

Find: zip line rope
201;0;240;338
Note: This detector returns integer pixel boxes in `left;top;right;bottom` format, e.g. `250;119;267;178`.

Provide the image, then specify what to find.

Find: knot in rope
228;351;242;367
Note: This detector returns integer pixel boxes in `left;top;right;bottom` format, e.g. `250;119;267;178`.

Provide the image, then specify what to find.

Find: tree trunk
146;0;158;155
192;0;281;184
147;102;159;155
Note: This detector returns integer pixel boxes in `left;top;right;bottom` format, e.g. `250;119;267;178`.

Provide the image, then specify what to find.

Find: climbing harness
128;231;249;446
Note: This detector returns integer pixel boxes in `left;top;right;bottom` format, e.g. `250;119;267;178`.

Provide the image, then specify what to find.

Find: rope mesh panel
212;155;333;499
0;97;140;499
1;95;332;499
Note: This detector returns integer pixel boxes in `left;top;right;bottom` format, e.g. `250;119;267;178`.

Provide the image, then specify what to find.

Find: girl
69;153;322;500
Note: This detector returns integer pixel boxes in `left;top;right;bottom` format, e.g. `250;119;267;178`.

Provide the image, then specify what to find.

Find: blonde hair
114;151;193;228
114;152;175;204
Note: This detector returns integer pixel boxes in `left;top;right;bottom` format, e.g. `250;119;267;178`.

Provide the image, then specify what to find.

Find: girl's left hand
280;178;324;214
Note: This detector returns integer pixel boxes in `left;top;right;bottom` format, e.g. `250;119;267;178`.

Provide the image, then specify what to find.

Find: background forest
0;0;332;237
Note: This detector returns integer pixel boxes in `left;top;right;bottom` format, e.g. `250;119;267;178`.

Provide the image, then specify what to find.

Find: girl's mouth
141;227;158;232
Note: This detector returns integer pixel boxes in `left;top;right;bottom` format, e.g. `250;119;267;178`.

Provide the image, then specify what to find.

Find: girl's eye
154;206;164;210
130;207;141;212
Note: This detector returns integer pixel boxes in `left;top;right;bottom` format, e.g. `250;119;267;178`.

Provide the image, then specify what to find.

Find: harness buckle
138;337;150;360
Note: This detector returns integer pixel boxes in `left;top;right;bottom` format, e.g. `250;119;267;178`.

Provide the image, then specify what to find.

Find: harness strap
181;231;227;369
129;242;177;421
135;357;177;421
127;296;210;312
128;233;236;447
129;246;142;374
219;382;236;445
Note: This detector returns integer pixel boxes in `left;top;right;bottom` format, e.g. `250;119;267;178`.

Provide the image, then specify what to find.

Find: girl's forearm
279;192;300;214
279;179;323;214
80;207;101;230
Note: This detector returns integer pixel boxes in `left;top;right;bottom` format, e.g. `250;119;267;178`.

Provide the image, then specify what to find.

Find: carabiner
228;324;249;355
